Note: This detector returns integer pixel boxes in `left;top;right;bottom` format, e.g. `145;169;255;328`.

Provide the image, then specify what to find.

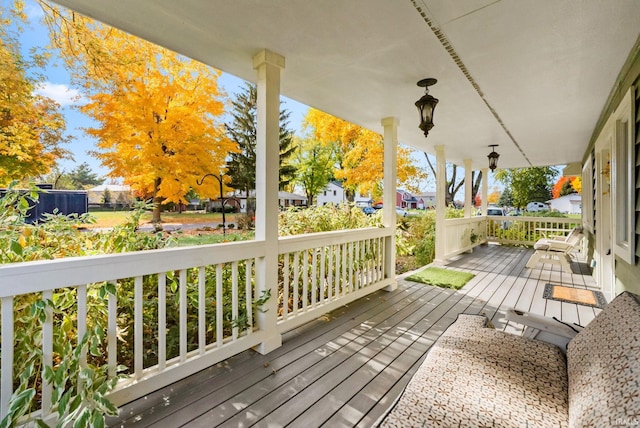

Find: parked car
486;206;506;216
396;208;408;217
362;206;376;215
487;206;509;228
526;201;549;212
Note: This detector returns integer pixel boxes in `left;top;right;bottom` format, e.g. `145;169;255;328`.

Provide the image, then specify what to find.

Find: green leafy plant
232;289;272;331
0;298;126;428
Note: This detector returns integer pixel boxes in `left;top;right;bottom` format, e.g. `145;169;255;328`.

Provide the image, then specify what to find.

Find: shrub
0;186;168;426
278;203;381;235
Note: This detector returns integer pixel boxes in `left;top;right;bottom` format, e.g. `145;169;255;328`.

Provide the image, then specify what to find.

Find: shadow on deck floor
109;244;599;427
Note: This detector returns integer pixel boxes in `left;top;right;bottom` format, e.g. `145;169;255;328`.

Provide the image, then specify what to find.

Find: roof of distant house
88;184;131;192
233;190;307;200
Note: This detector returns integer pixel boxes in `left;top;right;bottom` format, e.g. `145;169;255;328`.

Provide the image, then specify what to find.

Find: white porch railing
0;227;393;421
441;217;488;260
442;215;582;260
277;227;393;333
486;215;581;246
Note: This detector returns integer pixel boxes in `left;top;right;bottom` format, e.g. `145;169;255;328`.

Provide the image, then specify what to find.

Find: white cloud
34;82;81;106
24;2;44;20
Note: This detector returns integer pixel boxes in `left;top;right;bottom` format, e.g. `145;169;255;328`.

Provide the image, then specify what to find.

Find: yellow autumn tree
303;108;425;200
487;189;501;205
41;3;233;222
570;176;582;194
0;3;70;185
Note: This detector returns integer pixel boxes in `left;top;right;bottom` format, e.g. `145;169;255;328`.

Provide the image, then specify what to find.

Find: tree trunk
471;170;483;203
151;177;162;223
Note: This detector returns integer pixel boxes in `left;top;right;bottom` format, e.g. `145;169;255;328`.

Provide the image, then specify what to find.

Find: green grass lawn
169;230;254;246
406;266;475;290
87;209;240;228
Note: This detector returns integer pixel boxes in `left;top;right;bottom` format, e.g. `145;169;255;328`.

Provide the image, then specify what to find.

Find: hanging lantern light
415;78;439;138
488;145;500;171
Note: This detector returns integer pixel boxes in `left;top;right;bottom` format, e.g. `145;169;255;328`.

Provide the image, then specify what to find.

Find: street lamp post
196;173;227;236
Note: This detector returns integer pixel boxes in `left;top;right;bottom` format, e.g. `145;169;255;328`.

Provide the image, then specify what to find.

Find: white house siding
316;182;346;206
417;192;436;209
584;45;640;297
547;194;581;214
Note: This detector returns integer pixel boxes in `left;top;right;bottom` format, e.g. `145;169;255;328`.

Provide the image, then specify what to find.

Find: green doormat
406;267;475;290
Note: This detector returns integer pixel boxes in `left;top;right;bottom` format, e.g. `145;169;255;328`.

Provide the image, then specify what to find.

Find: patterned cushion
567;292;640;427
379;314;569;427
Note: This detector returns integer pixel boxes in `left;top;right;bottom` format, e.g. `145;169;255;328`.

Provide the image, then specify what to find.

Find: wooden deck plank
147;285;439;427
467;246;531;319
278;283;487;428
113;282;430;426
108;244;600;428
188;287;453;426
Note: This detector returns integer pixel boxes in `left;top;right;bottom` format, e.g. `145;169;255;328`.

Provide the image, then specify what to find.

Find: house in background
232;190;307;213
547;193;581;214
416;192;436;209
316;181;346;206
279;191;308;209
87;184;134;207
396;189;418;209
316;181;371;207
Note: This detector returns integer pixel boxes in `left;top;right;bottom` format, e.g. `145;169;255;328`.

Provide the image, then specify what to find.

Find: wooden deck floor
109;244;601;427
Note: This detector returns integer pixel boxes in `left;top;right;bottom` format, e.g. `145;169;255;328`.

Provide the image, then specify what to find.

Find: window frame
582;153;594;234
612;88;635;264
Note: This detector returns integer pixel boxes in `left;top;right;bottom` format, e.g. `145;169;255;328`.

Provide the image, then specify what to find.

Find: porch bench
378;291;640;427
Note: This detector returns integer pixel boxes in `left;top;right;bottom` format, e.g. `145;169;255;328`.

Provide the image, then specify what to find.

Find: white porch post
464;159;472;218
434;145;446;264
253;49;284;354
382;117;398;291
481;167;488;215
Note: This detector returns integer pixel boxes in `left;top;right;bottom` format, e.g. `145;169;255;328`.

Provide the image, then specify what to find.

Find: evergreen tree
225;82;296;197
497;187;513;207
560;178;574;197
69;162;104;189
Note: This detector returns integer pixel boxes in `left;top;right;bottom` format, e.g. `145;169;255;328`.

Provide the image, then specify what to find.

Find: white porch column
253;49;284;354
434;145;446;264
481;168;488;215
382;117;398;291
464;159;472;218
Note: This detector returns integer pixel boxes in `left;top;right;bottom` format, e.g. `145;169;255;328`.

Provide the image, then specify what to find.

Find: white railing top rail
443;217;487;225
278;226;390;254
0;240;265;297
486;215;579;224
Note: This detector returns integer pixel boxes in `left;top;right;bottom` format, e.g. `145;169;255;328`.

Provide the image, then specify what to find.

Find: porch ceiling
52;0;640;169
